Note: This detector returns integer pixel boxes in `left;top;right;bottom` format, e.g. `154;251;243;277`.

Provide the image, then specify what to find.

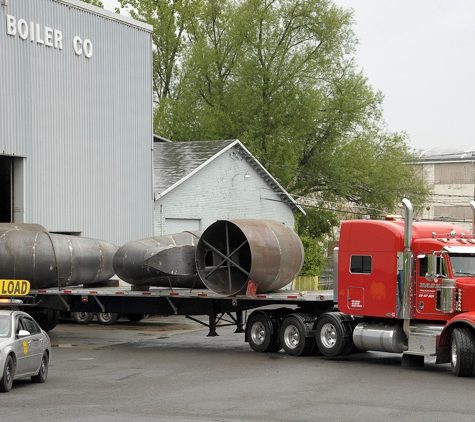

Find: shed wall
0;0;154;246
154;149;295;235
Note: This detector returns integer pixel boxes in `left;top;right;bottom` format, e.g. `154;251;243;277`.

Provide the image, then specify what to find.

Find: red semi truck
3;198;475;377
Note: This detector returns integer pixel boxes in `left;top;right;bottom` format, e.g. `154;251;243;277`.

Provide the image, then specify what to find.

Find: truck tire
451;327;475;377
315;313;353;357
246;313;281;353
0;355;14;393
280;316;314;356
31;352;49;383
71;312;94;324
97;313;119;325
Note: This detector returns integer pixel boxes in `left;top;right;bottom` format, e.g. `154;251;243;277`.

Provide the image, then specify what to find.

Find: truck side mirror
426;253;437;281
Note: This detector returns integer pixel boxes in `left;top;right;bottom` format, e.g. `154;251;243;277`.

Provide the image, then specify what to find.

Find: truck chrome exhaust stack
401;198;413;337
470;201;475;236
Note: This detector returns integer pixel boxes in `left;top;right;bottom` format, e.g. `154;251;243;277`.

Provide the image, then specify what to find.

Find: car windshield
449;253;475;277
0;315;12;338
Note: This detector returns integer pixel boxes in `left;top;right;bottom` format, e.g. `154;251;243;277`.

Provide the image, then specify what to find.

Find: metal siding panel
1;0;153;246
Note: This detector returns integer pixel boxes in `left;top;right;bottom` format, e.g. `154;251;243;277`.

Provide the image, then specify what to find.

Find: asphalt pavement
1;315;474;422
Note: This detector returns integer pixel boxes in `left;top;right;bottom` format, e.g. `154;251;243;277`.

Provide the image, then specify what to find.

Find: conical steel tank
0;223;117;289
195;220;304;296
113;231;204;287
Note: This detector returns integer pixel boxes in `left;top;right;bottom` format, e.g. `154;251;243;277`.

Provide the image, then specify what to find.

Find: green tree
118;0;200;117
80;0;105;8
117;0;431;273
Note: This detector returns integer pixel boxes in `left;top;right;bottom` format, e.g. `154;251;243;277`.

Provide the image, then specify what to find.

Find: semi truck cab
333;199;475;376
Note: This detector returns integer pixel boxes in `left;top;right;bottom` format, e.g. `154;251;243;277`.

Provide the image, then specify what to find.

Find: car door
13;316;30;377
14;316;43;376
19;316;44;374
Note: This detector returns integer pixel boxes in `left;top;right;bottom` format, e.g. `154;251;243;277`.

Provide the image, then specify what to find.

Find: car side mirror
17;329;30;338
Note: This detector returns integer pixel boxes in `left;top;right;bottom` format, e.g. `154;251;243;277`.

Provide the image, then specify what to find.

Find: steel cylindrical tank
113;231;204;287
0;223;117;289
195;220;304;296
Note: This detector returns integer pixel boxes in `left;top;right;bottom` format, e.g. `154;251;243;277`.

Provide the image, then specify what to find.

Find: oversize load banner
0;280;31;296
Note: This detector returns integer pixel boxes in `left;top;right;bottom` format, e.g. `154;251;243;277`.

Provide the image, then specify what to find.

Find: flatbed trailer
19;285;335;339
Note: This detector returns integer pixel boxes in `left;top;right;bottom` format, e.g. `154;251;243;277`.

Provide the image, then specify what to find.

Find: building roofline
155;139;305;215
57;0;153;32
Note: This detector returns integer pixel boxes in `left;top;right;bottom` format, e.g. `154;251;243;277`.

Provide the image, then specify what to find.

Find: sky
101;0;475;152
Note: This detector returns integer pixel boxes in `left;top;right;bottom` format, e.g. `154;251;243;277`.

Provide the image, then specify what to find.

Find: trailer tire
280;316;314;356
31;352;49;384
126;314;144;322
0;355;14;393
71;312;94;324
316;313;352;357
246;313;281;353
450;327;475;377
97;313;119;325
33;310;60;332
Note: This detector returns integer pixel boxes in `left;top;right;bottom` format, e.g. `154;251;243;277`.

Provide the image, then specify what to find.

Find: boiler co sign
5;14;93;58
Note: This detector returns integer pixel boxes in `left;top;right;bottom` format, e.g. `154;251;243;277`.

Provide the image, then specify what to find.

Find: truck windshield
449;253;475;277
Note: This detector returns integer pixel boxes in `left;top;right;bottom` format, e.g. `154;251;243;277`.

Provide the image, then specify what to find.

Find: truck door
415;255;445;317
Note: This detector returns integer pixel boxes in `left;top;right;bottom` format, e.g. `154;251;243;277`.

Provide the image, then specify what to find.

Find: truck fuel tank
353;322;408;353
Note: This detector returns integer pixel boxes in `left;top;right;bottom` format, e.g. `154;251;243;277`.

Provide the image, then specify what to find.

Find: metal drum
113;231;204;287
195;220;304;296
0;223;117;289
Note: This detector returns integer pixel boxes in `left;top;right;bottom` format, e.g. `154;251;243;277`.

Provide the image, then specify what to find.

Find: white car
0;309;51;392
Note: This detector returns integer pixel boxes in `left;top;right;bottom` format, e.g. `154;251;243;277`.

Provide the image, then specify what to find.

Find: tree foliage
80;0;105;8
115;0;431;273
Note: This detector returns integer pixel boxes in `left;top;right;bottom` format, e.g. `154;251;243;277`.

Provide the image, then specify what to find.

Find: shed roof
153;139;304;214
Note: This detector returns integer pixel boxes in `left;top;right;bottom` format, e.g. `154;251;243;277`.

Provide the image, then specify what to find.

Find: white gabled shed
153;139;304;235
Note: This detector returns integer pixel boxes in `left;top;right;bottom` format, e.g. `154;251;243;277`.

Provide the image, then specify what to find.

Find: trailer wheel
450;327;475;377
315;313;351;357
33;310;60;332
126;314;144;322
0;355;14;393
97;312;119;325
280;316;314;356
246;313;280;353
71;312;94;324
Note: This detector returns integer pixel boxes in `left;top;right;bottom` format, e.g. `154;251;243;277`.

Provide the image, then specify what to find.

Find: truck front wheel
451;327;475;377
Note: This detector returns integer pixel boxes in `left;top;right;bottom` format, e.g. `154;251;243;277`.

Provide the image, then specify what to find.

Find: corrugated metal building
153;139;304;235
0;0;154;246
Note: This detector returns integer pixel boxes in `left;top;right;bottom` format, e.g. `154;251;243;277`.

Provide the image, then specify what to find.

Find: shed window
350;255;372;274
